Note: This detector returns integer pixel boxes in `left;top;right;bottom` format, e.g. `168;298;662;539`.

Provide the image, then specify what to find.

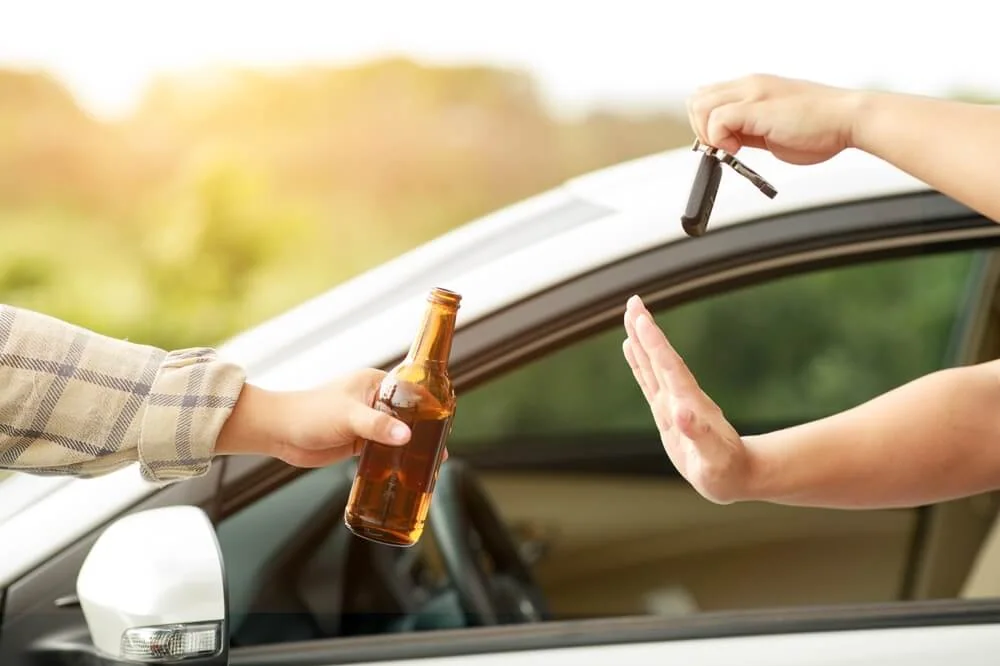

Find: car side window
449;249;983;451
215;463;350;639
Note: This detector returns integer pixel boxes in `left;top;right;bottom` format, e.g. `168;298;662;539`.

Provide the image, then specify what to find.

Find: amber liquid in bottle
344;288;460;547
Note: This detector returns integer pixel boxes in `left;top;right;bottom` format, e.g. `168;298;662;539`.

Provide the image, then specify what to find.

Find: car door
201;189;1000;666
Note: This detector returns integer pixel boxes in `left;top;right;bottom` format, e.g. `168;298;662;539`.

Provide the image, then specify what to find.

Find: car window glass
216;463;349;637
449;249;981;450
441;247;989;623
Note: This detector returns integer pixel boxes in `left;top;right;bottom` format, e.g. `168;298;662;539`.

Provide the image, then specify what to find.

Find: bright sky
0;0;996;119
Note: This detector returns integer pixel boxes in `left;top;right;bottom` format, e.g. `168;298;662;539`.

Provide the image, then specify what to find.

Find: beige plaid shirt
0;304;246;483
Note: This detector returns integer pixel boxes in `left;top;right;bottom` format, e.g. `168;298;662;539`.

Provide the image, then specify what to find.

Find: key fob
681;152;723;237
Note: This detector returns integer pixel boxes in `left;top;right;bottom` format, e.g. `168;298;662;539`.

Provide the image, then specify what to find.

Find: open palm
622;296;750;504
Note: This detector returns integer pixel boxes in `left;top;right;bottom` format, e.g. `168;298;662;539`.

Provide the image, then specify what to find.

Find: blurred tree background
4;59;998;484
0;58;692;349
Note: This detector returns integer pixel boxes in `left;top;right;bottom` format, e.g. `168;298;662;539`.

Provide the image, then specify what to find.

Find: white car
2;145;1000;665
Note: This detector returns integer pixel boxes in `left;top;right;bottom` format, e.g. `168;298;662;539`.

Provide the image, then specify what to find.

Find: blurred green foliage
0;59;692;349
3;62;993;458
1;65;996;487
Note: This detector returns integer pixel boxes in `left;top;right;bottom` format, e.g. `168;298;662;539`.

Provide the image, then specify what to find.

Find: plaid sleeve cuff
138;348;246;483
0;304;246;483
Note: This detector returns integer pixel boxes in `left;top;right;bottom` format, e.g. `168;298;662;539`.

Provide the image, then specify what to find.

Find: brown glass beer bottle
344;287;460;547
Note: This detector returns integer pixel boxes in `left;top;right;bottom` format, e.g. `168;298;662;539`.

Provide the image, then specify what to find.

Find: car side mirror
76;505;229;665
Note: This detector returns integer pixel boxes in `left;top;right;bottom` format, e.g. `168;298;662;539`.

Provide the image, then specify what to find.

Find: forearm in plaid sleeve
0;304;246;482
138;347;246;482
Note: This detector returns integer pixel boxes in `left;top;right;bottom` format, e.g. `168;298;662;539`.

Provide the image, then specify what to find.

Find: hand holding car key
681;139;778;237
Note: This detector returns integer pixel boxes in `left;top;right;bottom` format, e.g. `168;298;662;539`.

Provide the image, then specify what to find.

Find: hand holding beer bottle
345;288;461;547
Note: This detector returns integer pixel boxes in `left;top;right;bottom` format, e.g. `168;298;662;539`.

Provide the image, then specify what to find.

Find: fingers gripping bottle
344;288;460;547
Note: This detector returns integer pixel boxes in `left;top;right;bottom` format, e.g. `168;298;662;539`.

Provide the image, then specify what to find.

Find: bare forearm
853;91;1000;222
744;362;1000;509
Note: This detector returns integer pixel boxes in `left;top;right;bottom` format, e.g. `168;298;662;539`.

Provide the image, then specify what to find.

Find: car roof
221;146;930;388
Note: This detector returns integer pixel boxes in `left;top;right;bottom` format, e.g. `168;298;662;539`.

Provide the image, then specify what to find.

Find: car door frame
6;189;1000;666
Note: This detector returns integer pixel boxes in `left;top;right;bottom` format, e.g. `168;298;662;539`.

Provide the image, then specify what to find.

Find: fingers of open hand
624;305;659;396
632;310;701;401
623;339;654;401
624;297;676;435
624;338;675;435
624;296;719;427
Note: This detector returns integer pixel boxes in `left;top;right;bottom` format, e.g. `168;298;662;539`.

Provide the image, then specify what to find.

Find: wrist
739;435;775;502
844;89;888;153
214;383;287;458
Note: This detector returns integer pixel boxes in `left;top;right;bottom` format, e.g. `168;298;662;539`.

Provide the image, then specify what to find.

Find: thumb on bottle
348;403;411;446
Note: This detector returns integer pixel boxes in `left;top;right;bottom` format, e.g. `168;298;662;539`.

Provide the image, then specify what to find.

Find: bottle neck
406;302;457;367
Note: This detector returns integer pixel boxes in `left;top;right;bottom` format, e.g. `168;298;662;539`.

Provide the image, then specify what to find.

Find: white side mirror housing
76;505;228;664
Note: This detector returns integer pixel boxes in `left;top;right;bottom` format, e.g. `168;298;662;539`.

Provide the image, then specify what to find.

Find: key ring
681;139;778;237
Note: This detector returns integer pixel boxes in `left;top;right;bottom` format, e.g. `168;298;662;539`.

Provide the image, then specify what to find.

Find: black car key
681;150;723;237
681;140;778;237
